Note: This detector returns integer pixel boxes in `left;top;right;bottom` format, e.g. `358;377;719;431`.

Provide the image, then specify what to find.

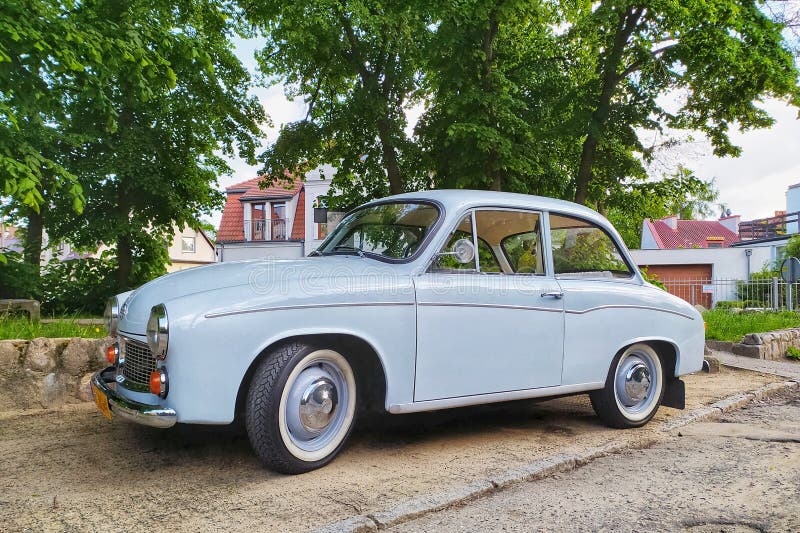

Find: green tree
244;0;433;207
44;0;263;290
416;0;575;196
606;168;719;248
567;0;800;206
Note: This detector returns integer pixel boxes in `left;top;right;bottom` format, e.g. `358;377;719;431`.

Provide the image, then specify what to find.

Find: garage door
640;264;712;308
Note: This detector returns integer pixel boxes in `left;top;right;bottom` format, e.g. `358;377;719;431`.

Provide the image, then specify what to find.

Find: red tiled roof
217;190;246;242
217;175;304;243
291;189;305;240
646;217;740;249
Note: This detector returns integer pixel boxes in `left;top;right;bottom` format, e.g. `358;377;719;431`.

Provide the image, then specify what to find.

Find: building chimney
662;214;678;230
719;214;741;234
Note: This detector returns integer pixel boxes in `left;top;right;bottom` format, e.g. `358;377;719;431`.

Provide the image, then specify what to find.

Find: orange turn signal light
106;344;118;365
149;371;162;396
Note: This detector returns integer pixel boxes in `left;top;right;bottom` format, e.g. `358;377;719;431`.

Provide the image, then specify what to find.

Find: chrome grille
122;338;156;386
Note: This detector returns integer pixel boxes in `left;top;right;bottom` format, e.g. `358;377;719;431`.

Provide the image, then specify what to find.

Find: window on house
549;213;631;278
181;237;196;253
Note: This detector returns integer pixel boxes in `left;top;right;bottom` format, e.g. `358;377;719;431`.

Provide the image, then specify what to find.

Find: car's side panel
414;273;565;401
160;278;417;424
558;279;704;385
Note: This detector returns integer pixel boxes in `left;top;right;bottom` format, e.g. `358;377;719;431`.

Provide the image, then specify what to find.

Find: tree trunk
483;10;501;191
574;7;642;205
24;208;44;270
376;118;403;195
116;231;132;291
116;169;133;291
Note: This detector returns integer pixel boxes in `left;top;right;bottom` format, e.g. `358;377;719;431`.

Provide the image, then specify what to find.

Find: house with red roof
215;167;332;261
640;214;740;250
630;185;800;308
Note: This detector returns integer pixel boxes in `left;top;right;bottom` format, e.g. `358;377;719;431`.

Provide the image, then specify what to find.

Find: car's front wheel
590;343;664;428
245;342;357;474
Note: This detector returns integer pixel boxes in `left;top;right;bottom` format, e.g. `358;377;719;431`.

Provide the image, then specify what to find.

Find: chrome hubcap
299;378;338;432
284;359;350;452
623;363;651;405
614;352;658;415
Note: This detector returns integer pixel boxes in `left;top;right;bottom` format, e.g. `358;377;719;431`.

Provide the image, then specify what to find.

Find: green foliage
551;229;627;274
416;0;572;196
703;310;800;342
38;256;119;315
0;316;107;340
247;0;798;228
245;0;434;207
639;267;665;290
35;0;264;290
606;169;719;248
0;252;40;299
784;234;800;260
786;346;800;360
567;0;800;205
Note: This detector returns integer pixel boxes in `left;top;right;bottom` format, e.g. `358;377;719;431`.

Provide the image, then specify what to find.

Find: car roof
372;189;607;226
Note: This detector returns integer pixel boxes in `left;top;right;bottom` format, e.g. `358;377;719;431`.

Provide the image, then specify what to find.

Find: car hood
118;256;411;335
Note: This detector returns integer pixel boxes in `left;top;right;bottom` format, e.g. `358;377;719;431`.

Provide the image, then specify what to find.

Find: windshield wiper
330;245;365;258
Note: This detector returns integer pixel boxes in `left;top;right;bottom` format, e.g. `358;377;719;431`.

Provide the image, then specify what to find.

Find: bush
0;252;41;299
786;346;800;361
639;267;666;290
39;256;118;316
714;301;743;310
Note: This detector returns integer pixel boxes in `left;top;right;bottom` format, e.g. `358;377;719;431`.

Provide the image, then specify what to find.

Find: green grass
0;316;107;340
703;309;800;342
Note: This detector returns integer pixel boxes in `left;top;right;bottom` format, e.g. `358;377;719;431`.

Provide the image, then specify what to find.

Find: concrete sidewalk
711;349;800;380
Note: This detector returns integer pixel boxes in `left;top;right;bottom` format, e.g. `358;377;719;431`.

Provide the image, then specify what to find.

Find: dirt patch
0;368;783;532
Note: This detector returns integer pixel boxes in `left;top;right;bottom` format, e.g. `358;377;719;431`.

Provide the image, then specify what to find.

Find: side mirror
439;238;475;265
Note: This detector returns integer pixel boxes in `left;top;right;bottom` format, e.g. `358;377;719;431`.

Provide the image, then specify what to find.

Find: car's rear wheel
590;343;664;428
245;342;357;474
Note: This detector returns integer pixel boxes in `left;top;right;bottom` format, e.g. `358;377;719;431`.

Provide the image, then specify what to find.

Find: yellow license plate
92;383;112;420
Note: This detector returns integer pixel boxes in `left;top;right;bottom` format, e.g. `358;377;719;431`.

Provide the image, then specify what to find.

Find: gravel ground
0;368;782;532
390;389;800;532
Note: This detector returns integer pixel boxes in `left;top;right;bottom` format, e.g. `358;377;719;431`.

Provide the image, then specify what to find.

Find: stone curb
309;379;800;533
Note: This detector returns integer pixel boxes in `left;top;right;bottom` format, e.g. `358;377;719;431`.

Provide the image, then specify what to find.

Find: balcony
738;211;798;240
244;218;288;241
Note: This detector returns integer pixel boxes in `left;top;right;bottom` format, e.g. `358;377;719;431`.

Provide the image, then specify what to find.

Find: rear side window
549;214;632;279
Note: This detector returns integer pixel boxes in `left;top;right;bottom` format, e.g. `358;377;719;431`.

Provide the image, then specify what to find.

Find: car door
414;208;565;402
547;212;642;386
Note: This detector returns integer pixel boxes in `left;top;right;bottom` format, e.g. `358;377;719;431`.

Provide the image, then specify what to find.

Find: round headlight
146;304;169;360
104;297;119;336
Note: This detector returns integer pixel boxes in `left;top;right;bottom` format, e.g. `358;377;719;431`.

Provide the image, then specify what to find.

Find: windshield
316;202;440;261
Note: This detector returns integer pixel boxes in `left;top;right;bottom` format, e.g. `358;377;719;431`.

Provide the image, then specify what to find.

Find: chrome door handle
540;291;564;299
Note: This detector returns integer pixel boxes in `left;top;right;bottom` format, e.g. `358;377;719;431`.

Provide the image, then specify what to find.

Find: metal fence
660;277;800;311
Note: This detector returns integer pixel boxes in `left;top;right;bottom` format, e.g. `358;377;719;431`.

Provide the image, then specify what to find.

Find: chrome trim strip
205;301;415;319
91;367;176;428
390;382;604;414
416;302;562;313
564;304;695;320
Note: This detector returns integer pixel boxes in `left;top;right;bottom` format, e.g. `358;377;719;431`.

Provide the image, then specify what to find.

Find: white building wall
216;241;304;262
630;244;785;305
639;221;659;249
302;165;334;256
787;184;800;234
630;247;773;280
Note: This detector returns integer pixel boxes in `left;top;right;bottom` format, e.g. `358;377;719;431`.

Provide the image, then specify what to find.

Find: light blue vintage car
92;190;705;473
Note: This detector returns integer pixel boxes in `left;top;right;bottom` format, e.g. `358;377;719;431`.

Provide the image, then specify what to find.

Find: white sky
212;39;800;228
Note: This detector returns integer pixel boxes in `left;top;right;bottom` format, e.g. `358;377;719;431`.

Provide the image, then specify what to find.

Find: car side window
431;214;477;272
475;210;544;275
430;213;503;273
432;209;544;274
549;213;632;279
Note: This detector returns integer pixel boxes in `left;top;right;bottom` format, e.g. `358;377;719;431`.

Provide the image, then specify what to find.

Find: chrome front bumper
91;367;177;428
